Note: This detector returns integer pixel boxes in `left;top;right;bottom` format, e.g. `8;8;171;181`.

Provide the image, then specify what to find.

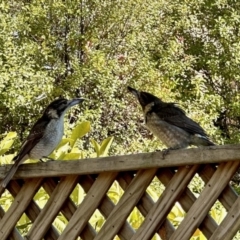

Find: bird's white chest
44;118;64;147
30;117;64;159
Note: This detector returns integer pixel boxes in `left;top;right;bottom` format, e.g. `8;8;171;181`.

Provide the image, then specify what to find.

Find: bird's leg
161;147;179;159
162;148;170;158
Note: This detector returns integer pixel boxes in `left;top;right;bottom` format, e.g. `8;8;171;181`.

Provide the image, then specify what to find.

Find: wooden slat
198;164;238;210
7;180;59;240
26;175;79;240
95;169;158;240
117;172;175;240
209;196;240;240
169;161;240;240
131;165;199;240
1;145;240;179
59;172;118;240
158;168;218;238
0;205;23;240
0;185;6;197
0;178;43;240
79;175;135;240
43;177;97;240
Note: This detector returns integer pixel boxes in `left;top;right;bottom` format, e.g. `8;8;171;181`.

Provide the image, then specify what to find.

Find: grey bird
128;86;215;149
1;98;84;188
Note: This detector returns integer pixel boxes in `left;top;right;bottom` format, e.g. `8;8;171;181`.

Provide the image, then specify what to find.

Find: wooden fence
0;144;240;240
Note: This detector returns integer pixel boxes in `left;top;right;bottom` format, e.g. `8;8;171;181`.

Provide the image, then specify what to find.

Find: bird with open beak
128;86;215;150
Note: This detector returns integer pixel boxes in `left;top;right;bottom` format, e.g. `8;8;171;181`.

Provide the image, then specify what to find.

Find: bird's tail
1;161;20;188
193;134;215;147
207;139;215;146
202;135;215;146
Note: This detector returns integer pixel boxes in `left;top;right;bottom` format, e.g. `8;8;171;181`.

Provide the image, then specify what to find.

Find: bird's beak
67;98;85;107
127;86;140;99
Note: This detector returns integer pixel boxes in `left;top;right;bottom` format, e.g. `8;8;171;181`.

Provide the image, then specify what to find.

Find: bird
128;86;215;150
1;98;84;188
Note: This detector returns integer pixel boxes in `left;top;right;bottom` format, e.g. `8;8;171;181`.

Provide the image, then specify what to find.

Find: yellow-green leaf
0;132;18;155
63;153;82;160
6;132;17;139
90;139;101;157
0;140;15;155
55;138;73;150
99;136;114;157
5;132;17;139
70;121;91;147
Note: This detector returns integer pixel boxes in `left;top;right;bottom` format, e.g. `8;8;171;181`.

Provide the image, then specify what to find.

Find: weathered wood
59;172;118;240
131;165;199;240
198;164;238;210
0;204;23;240
170;161;240;240
0;178;43;240
26;175;79;240
209;196;240;240
7;180;59;240
0;145;240;179
158;168;218;238
95;169;158;240
43;177;97;240
79;175;135;240
117;172;175;240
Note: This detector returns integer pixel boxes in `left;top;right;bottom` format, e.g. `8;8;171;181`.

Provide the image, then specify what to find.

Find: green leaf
70;147;81;153
55;138;73;150
55;152;67;161
99;136;114;157
62;152;82;160
70;121;91;147
0;132;17;155
0;140;15;155
49;142;69;160
90;137;114;157
0;154;15;165
90;139;101;157
5;132;17;139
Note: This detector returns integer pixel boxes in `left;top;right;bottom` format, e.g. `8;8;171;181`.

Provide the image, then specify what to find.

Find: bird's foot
162;148;170;158
161;147;178;159
40;156;55;162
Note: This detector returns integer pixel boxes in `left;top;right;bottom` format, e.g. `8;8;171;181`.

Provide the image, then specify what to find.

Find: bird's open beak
127;86;140;99
67;98;85;107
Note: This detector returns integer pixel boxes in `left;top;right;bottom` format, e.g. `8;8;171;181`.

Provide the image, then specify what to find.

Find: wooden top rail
0;144;240;179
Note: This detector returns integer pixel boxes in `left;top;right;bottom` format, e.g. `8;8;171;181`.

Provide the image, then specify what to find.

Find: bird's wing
153;103;208;136
14;117;49;163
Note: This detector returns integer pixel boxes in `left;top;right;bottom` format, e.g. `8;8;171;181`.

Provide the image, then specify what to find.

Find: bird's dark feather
13;116;49;163
150;103;208;137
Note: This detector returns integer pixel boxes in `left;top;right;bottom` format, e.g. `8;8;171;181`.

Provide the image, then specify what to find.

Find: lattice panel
0;161;240;240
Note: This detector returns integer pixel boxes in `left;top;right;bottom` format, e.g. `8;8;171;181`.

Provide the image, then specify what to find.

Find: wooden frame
0;144;239;240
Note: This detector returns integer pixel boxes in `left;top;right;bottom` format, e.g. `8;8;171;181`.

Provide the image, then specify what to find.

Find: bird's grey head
128;86;161;110
44;98;85;119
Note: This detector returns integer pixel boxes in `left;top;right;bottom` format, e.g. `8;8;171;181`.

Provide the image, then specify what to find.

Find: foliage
0;0;240;238
1;0;240;154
